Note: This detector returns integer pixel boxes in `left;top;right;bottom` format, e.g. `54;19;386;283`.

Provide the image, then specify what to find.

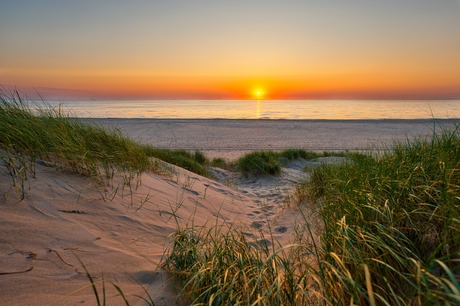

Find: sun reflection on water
256;99;261;119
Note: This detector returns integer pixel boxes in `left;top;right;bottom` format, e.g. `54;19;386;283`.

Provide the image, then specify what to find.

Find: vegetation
165;127;460;305
210;157;227;168
236;149;347;177
306;126;460;304
164;222;317;305
236;150;282;176
0;92;210;198
142;147;209;177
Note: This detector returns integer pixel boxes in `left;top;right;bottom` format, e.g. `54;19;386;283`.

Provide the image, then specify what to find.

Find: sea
31;99;460;120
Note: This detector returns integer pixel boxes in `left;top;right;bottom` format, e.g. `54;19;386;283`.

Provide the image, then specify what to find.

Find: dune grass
0;93;209;198
235;149;348;177
142;147;209;177
164;127;460;304
236;150;282;176
305;126;460;304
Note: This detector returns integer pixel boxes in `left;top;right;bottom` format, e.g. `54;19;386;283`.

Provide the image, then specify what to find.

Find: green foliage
142;147;210;177
193;150;207;165
280;148;321;160
307;127;460;304
236;150;281;176
236;149;347;177
210;157;228;168
0;93;154;191
165;225;315;305
0;93;213;198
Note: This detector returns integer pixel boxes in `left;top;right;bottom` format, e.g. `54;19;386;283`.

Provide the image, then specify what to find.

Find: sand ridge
0;158;258;305
0;152;325;305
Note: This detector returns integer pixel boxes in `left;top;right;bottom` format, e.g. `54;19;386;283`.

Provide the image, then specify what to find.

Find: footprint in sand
182;187;199;195
274;226;288;234
250;221;264;229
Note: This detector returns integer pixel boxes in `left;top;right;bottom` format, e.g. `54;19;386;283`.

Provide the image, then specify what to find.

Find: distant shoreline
33;99;460;120
80;117;460;122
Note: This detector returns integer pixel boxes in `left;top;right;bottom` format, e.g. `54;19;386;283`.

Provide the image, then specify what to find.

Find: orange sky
1;1;460;100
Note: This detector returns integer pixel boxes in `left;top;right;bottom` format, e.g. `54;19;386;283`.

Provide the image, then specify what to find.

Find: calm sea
32;99;460;120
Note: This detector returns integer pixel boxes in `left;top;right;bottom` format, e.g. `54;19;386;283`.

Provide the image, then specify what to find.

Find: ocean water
32;99;460;120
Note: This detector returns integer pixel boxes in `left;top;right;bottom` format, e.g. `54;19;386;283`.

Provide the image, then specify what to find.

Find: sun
254;89;264;99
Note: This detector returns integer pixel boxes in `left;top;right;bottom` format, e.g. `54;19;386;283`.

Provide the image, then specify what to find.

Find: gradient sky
1;0;460;99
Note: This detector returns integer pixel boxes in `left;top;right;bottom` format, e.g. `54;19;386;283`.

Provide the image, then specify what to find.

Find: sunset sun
254;89;263;99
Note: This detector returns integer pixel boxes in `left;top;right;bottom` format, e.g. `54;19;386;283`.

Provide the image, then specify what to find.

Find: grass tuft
235;149;347;177
236;150;281;176
164;223;318;305
0;92;212;198
142;147;210;177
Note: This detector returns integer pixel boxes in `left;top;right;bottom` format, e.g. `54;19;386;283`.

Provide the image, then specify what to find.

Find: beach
90;118;460;160
1;117;459;305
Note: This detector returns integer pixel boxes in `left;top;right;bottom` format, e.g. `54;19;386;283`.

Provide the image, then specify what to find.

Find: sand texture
0;159;256;305
89;118;460;159
0;154;328;305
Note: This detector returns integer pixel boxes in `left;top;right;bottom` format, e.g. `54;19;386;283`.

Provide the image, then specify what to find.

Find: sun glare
254;89;263;99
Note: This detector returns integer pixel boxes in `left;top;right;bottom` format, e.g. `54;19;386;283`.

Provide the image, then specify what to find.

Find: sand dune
0;154;319;305
0;158;260;305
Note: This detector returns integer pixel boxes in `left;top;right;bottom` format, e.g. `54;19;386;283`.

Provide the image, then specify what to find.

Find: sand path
1;155;322;305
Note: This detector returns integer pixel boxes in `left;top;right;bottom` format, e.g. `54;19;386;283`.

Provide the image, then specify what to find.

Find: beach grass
0;92;209;198
142;147;210;177
304;126;460;304
165;127;460;304
235;149;348;177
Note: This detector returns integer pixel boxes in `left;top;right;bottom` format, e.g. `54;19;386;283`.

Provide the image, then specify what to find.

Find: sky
1;0;460;100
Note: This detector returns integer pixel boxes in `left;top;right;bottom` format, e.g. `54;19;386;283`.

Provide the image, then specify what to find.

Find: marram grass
0;92;209;198
306;126;460;305
165;127;460;305
235;149;347;177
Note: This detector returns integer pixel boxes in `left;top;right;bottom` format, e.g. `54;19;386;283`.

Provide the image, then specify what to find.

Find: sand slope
0;153;339;305
0;159;262;305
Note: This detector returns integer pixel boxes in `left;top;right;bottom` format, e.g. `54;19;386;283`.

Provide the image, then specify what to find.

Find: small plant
280;148;320;160
142;147;211;177
235;149;348;177
193;150;207;165
0;92;155;195
164;223;318;305
210;157;227;168
236;150;281;176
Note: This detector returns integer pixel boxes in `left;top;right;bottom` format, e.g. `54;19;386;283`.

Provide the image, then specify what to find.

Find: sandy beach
89;118;460;160
1;118;459;305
